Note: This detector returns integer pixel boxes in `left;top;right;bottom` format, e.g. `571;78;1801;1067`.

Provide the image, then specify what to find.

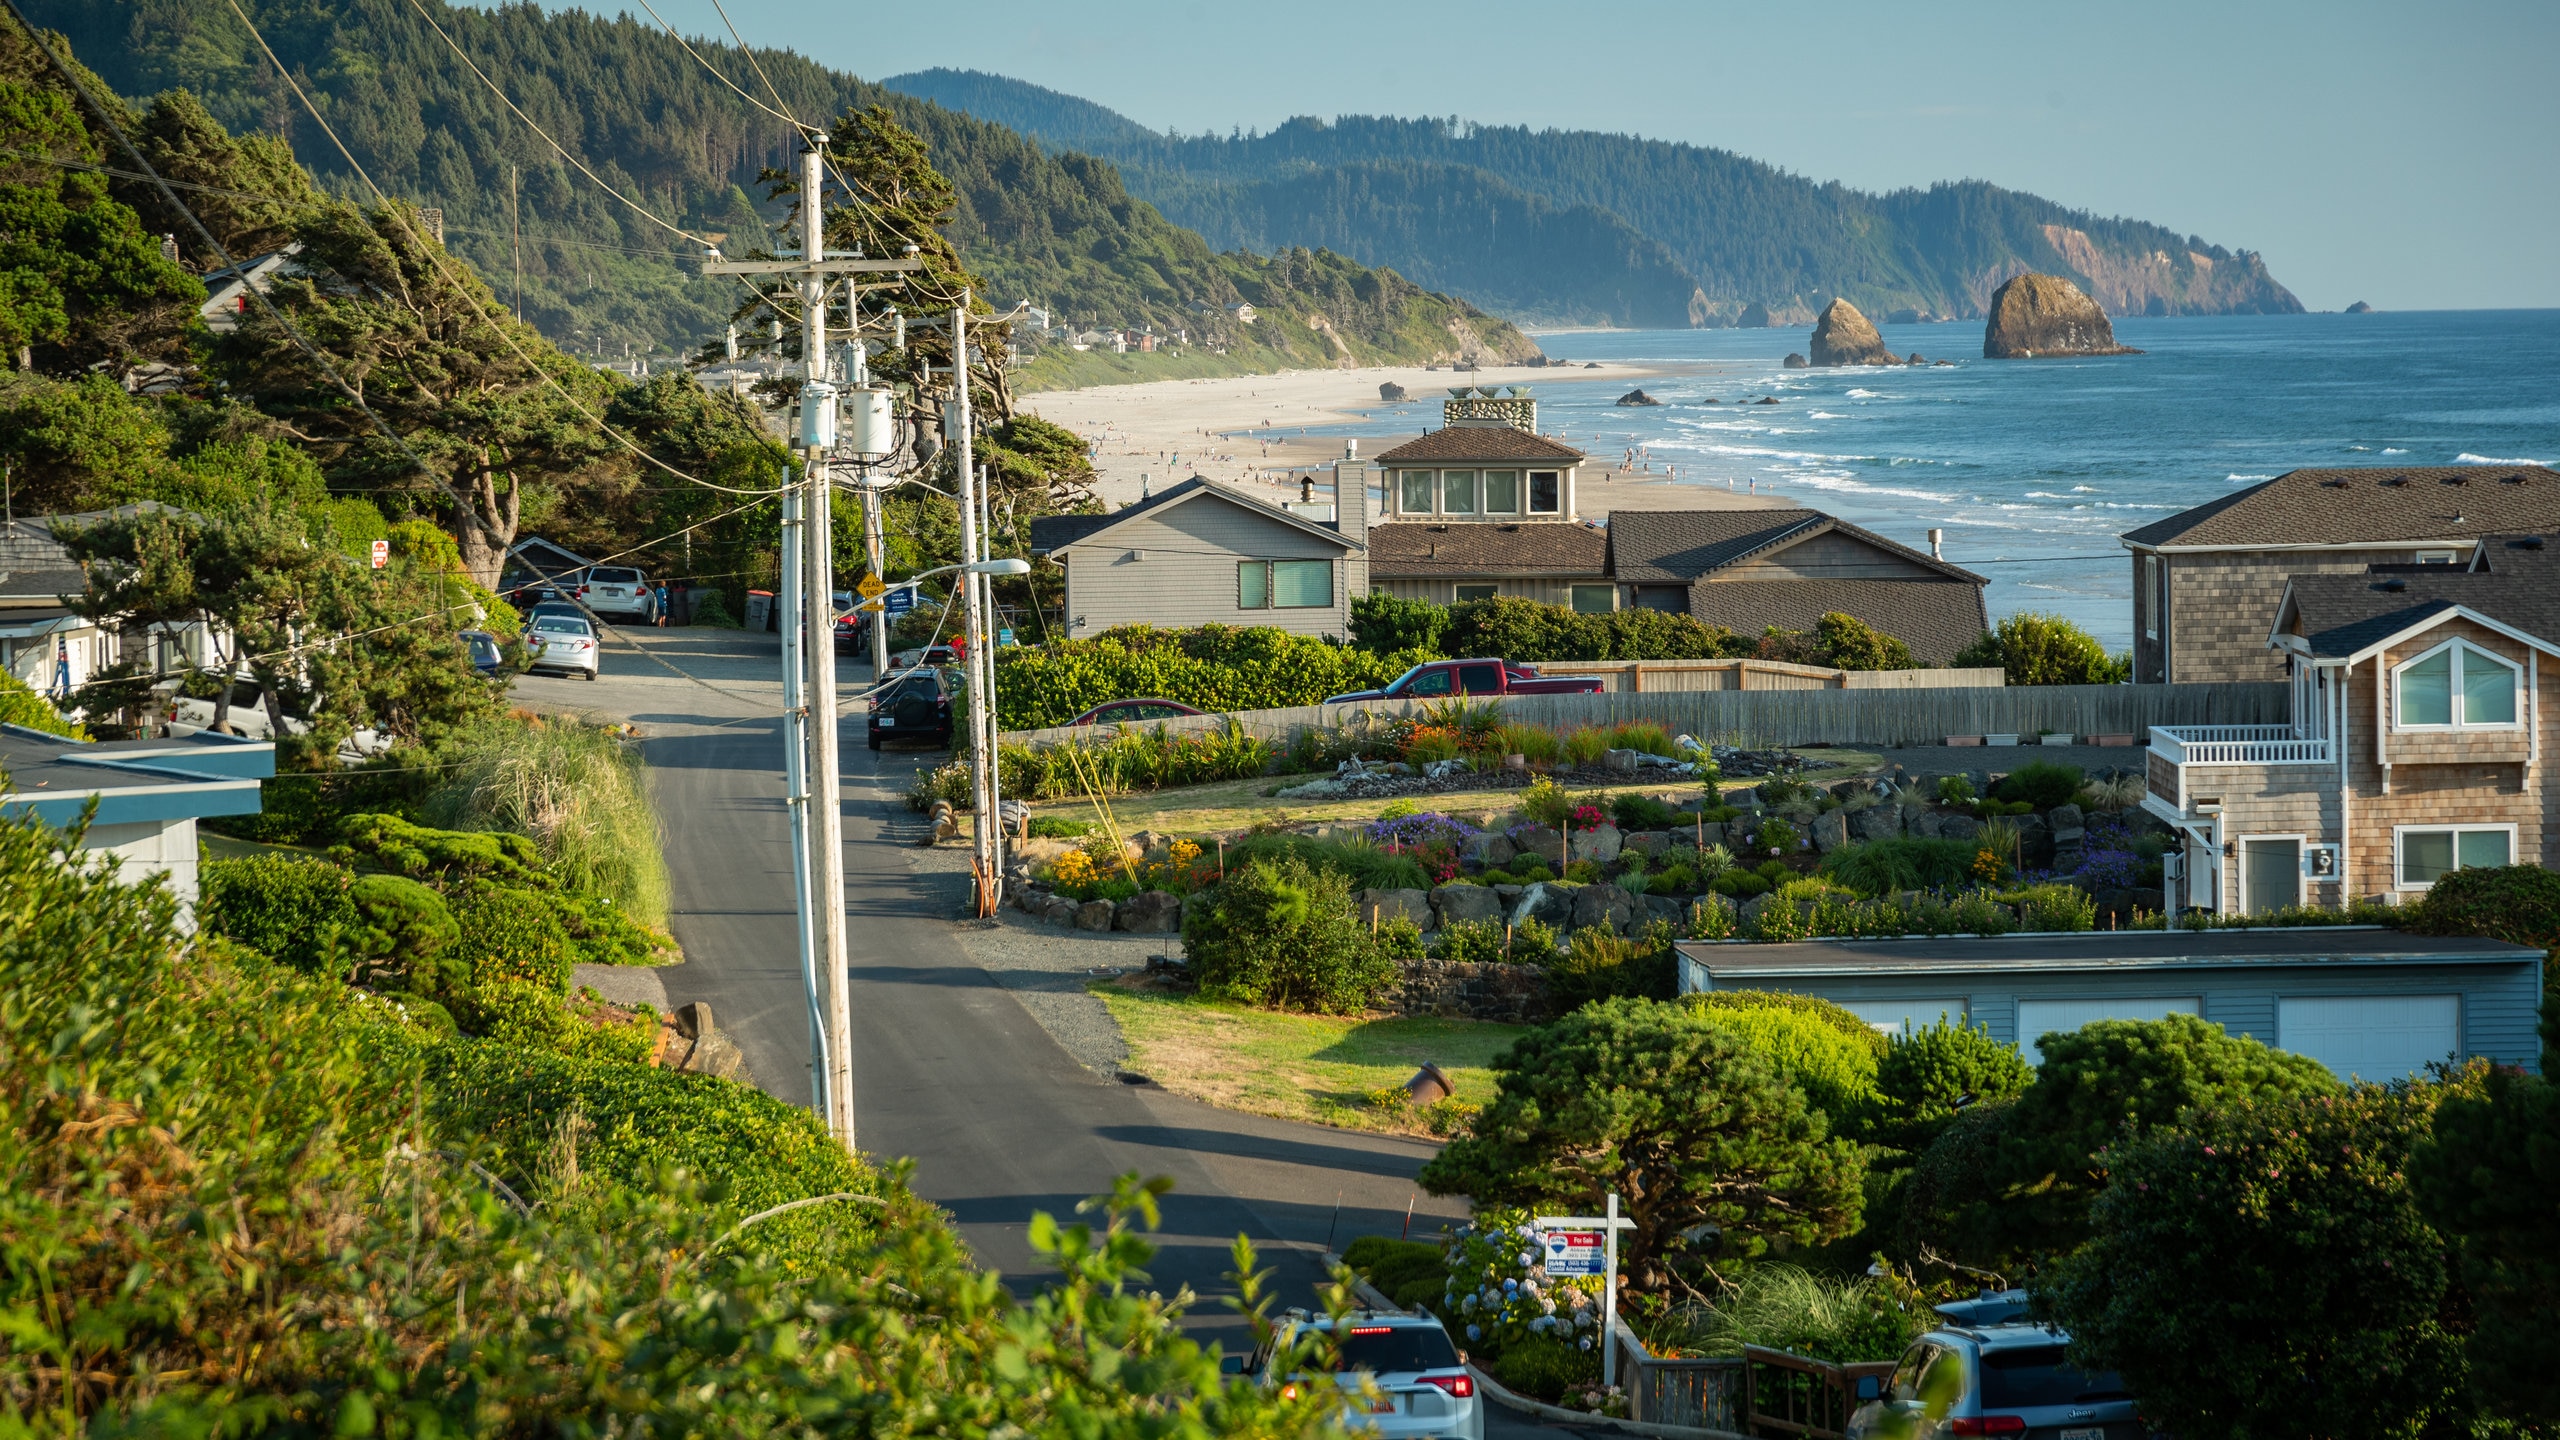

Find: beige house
2121;465;2560;684
2143;534;2559;916
1028;476;1367;640
1368;388;1605;608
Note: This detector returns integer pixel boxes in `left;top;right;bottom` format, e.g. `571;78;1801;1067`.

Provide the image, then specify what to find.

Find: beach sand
1023;358;1798;517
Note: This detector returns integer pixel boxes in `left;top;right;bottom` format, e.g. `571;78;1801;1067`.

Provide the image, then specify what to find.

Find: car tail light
1418;1372;1473;1398
1950;1416;2026;1435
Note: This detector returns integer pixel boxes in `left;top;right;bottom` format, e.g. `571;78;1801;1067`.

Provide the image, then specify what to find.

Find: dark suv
868;667;955;751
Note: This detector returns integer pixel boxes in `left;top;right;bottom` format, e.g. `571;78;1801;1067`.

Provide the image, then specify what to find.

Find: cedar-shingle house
1365;389;1611;608
1607;510;1992;665
2120;466;2560;685
2143;533;2560;916
1028;476;1367;640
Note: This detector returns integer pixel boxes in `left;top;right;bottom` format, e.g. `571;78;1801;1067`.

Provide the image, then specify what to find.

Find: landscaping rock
668;1003;747;1081
1513;823;1566;866
1493;884;1524;906
2050;825;2087;852
1570;883;1638;934
1811;810;1850;854
1510;882;1575;930
2047;803;2085;833
1115;890;1181;933
1042;894;1082;926
1739;891;1783;929
1849;804;1902;842
1698;821;1728;847
1909;809;1945;840
1464;831;1518;868
1074;899;1117;931
1275;777;1346;799
1603;747;1644;773
1360;888;1432;929
1938;812;1983;842
1569;822;1624;865
1643;894;1687;928
1624;830;1672;857
1431;883;1503;929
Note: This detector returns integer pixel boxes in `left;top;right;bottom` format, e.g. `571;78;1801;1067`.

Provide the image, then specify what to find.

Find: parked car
1847;1291;2141;1440
460;628;509;677
1323;658;1605;706
504;572;582;608
1236;1310;1481;1440
580;565;656;623
525;614;601;680
1066;698;1207;727
868;667;955;750
892;644;958;670
522;600;587;628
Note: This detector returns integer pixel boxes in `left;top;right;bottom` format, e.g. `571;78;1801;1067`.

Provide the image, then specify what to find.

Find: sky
601;0;2560;312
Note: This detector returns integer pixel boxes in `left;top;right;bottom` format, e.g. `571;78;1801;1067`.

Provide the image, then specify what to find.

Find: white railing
2149;725;2332;766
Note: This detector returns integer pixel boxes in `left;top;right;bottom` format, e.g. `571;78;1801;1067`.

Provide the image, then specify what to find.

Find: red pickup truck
1324;658;1604;705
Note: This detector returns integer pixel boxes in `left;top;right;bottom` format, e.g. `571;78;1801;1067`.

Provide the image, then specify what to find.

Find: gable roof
1026;476;1359;557
2123;466;2560;550
1371;426;1585;465
1366;521;1608;578
1610;508;1985;585
2276;535;2560;659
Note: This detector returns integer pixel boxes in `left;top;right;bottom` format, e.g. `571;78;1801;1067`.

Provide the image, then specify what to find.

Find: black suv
868;667;955;751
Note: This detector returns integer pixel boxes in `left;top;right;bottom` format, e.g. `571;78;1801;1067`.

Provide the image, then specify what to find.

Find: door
2279;995;2459;1080
1457;663;1502;694
2242;838;2300;914
2015;997;2202;1063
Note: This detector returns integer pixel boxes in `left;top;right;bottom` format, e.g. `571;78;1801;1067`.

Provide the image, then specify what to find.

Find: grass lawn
1095;983;1528;1136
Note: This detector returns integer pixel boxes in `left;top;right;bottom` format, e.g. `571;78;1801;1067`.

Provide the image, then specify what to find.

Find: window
1457;663;1502;694
2397;825;2513;889
1454;584;1497;602
2393;639;2521;729
1570;584;1615;615
2414;550;2459;566
1237;561;1269;609
1528;470;1561;514
1441;469;1477;514
1273;559;1332;608
1482;469;1520;514
2141;554;2161;641
1399;470;1434;514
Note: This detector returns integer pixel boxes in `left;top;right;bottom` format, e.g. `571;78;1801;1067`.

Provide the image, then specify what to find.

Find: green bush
1992;760;2084;811
1819;838;1979;894
1810;612;1920;672
1952;612;2129;686
1612;794;1688;831
1181;855;1394;1012
419;718;672;926
1491;1333;1599;1402
2402;863;2560;948
1651;1264;1927;1363
997;718;1277;800
1685;991;1885;1124
1433;919;1508;966
1342;1235;1448;1311
336;811;551;888
341;873;462;995
2411;1064;2560;1425
0;667;80;737
1349;591;1449;656
992;624;1431;729
1545;925;1677;1007
450;886;576;997
1443;595;1739;662
1712;868;1773;898
1224;831;1429;892
1869;1018;2032;1149
198;853;356;972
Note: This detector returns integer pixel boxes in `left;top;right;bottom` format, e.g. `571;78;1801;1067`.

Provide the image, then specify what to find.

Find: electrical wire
629;0;804;132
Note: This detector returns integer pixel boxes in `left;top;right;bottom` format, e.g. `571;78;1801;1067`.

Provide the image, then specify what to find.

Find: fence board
1531;660;2008;694
1001;682;2288;752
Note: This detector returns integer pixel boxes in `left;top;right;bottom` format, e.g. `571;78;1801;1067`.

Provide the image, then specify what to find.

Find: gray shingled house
1027;476;1367;640
2120;465;2560;685
1607;509;1992;665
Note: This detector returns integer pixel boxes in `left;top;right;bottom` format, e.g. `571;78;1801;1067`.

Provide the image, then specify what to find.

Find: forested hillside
888;69;2302;327
32;0;1528;371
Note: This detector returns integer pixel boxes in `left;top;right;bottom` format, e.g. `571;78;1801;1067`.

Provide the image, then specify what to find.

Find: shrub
420;718;671;925
449;885;576;998
1651;1264;1927;1363
1559;727;1610;767
1439;1207;1606;1359
1491;721;1561;764
2410;1064;2560;1424
198;853;356;972
1869;1018;2032;1150
1749;818;1799;856
1373;913;1427;965
1685;991;1885;1124
686;587;738;627
1712;868;1773;899
1545;926;1675;1006
1492;1333;1600;1401
1611;794;1687;831
341;873;462;996
2008;882;2096;932
1434;920;1508;966
1607;721;1677;757
1349;591;1449;655
335;811;550;888
1343;1235;1449;1310
0;667;80;737
1181;855;1393;1012
991;623;1432;728
2402;863;2560;949
1516;777;1571;829
1420;998;1865;1292
1442;594;1738;663
1992;760;2084;811
1934;774;1975;807
1952;612;2130;686
1811;612;1920;672
1819;838;1979;894
1509;916;1560;966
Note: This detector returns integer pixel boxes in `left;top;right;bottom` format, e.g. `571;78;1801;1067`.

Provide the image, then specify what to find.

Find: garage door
2014;997;2202;1063
2278;995;2459;1081
1835;998;1970;1036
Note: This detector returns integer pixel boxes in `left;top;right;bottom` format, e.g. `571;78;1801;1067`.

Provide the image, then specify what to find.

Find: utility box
798;380;837;449
844;386;897;459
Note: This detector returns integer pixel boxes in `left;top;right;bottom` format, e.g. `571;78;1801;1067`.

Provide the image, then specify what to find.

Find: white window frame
2413;549;2460;566
1398;470;1435;515
2392;822;2518;891
2236;833;2308;915
2390;637;2523;732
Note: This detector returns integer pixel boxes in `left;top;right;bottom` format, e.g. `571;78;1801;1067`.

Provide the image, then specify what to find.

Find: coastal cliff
1983;274;2142;359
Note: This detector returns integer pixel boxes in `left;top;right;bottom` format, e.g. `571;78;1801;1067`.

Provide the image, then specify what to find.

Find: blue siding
2206;992;2277;1045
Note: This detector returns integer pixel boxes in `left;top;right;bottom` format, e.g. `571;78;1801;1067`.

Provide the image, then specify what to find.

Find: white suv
1848;1292;2143;1440
580;566;656;623
1252;1311;1483;1440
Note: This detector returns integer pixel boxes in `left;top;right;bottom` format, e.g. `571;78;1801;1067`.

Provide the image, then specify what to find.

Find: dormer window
1529;471;1561;514
2393;639;2521;730
2413;550;2458;565
1442;469;1478;514
1399;470;1434;514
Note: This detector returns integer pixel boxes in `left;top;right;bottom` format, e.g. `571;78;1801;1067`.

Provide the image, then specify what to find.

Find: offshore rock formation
1808;299;1897;366
1983;273;2142;358
1616;389;1661;406
1379;381;1409;401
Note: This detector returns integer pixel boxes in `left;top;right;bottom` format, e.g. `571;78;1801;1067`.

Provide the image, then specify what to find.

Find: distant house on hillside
198;247;301;334
1028;476;1367;640
2120;465;2560;684
1609;510;1991;665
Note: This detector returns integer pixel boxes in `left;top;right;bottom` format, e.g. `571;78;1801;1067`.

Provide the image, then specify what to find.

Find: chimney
1335;449;1370;604
419;208;444;245
1928;527;1945;561
1301;475;1314;503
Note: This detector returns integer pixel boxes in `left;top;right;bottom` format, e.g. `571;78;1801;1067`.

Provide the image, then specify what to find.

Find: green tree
1952;612;2129;686
0;371;173;513
1420;997;1865;1291
1869;1017;2033;1150
2410;1064;2560;1427
2046;1083;2472;1440
115;87;319;266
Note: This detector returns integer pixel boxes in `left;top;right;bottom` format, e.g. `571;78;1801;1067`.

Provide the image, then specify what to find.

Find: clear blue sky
599;0;2558;312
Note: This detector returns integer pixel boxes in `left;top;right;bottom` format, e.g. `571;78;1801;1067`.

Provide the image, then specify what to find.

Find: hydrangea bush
1438;1206;1605;1357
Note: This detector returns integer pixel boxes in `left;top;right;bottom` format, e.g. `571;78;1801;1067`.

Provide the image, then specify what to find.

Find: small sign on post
882;586;916;616
1536;1193;1636;1387
856;573;885;598
370;538;390;569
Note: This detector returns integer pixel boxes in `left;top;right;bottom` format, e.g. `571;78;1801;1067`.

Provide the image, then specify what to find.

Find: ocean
1344;310;2560;651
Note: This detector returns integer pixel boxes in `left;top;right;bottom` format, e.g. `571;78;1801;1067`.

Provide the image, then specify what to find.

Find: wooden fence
1534;659;2008;693
1001;682;2288;752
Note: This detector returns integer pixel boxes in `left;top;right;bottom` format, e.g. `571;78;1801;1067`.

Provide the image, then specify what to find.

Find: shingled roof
1687;579;1991;667
2277;536;2560;658
1609;508;1984;584
1366;521;1608;578
1370;427;1585;464
2123;467;2560;549
1026;476;1356;556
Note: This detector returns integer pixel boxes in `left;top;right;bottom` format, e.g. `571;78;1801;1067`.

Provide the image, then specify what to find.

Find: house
0;725;275;920
2;508;227;697
1676;927;2546;1079
500;537;596;594
1226;303;1258;324
197;247;301;334
1367;389;1605;607
1028;474;1368;639
1608;510;1992;665
2142;532;2560;915
2120;465;2560;684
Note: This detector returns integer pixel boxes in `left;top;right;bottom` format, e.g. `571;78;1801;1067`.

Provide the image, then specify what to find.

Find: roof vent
2318;478;2348;488
2375;578;2409;592
2516;536;2547;550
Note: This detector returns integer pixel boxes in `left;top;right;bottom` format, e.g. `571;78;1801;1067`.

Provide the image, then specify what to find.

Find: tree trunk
452;448;520;589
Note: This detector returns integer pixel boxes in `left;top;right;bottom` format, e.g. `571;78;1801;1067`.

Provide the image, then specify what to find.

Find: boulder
1698;820;1728;847
1615;389;1662;406
1782;352;1809;369
2047;803;2086;833
1810;810;1850;854
1983;273;2143;359
1042;894;1082;926
1115;889;1182;933
1512;823;1565;866
1644;894;1687;928
1754;395;1780;405
669;1004;747;1081
1623;830;1672;857
1431;883;1503;929
1937;811;1982;842
1465;831;1519;868
2016;813;2055;867
1906;353;1927;365
1848;804;1903;842
1570;883;1637;934
1809;298;1897;366
1603;747;1642;773
1360;888;1432;929
1075;899;1117;931
1569;823;1624;865
1510;882;1576;930
1379;380;1409;401
1909;809;1945;840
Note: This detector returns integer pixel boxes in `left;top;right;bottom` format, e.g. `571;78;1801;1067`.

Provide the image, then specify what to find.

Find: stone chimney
1442;386;1537;432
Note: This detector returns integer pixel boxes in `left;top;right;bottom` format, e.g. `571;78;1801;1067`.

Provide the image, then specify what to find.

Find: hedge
992;624;1431;729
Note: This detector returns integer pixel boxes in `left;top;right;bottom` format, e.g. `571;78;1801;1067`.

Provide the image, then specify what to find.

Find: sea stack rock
1378;381;1408;401
2345;301;2374;314
1983;273;2143;358
1808;299;1897;366
1616;388;1661;407
1738;301;1775;328
1782;353;1809;369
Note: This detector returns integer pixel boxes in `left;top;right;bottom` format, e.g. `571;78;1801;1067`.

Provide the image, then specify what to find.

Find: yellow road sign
856;573;884;598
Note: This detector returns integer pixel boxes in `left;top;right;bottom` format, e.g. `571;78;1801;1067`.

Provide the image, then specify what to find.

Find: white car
1247;1311;1483;1440
526;614;601;680
580;565;657;623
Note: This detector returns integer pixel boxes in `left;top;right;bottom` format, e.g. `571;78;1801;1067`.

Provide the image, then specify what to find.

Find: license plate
877;718;895;727
1366;1400;1396;1415
2062;1429;2104;1440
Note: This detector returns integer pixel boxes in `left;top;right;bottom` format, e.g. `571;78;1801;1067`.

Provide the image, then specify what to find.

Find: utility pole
777;478;828;1120
509;162;522;321
948;298;1001;916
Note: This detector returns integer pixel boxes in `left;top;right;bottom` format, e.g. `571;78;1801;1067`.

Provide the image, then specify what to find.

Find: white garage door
2014;997;2202;1063
2279;995;2459;1081
1836;998;1970;1036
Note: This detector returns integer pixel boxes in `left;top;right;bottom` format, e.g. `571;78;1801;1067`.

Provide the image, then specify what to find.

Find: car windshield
1979;1346;2131;1407
531;618;591;636
588;568;640;584
1332;1325;1459;1376
466;635;501;662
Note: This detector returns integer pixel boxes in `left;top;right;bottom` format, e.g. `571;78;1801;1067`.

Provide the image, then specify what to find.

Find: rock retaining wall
1382;958;1554;1025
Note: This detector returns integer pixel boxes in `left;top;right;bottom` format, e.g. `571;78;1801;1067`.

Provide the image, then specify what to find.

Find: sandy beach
1023;358;1801;518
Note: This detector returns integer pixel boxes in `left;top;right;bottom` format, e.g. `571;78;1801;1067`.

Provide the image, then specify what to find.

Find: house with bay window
1365;388;1604;608
1027;475;1367;640
2143;534;2559;914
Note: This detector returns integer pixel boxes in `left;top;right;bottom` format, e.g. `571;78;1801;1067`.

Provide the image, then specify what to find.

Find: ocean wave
1808;410;1844;419
2457;452;2547;465
1845;389;1885;399
2072;484;2100;492
2381;447;2408;455
2348;445;2372;451
1692;442;1882;464
2228;473;2274;482
1759;472;1961;505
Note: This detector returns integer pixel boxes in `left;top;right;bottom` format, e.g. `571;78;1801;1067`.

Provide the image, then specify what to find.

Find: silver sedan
525;614;601;680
